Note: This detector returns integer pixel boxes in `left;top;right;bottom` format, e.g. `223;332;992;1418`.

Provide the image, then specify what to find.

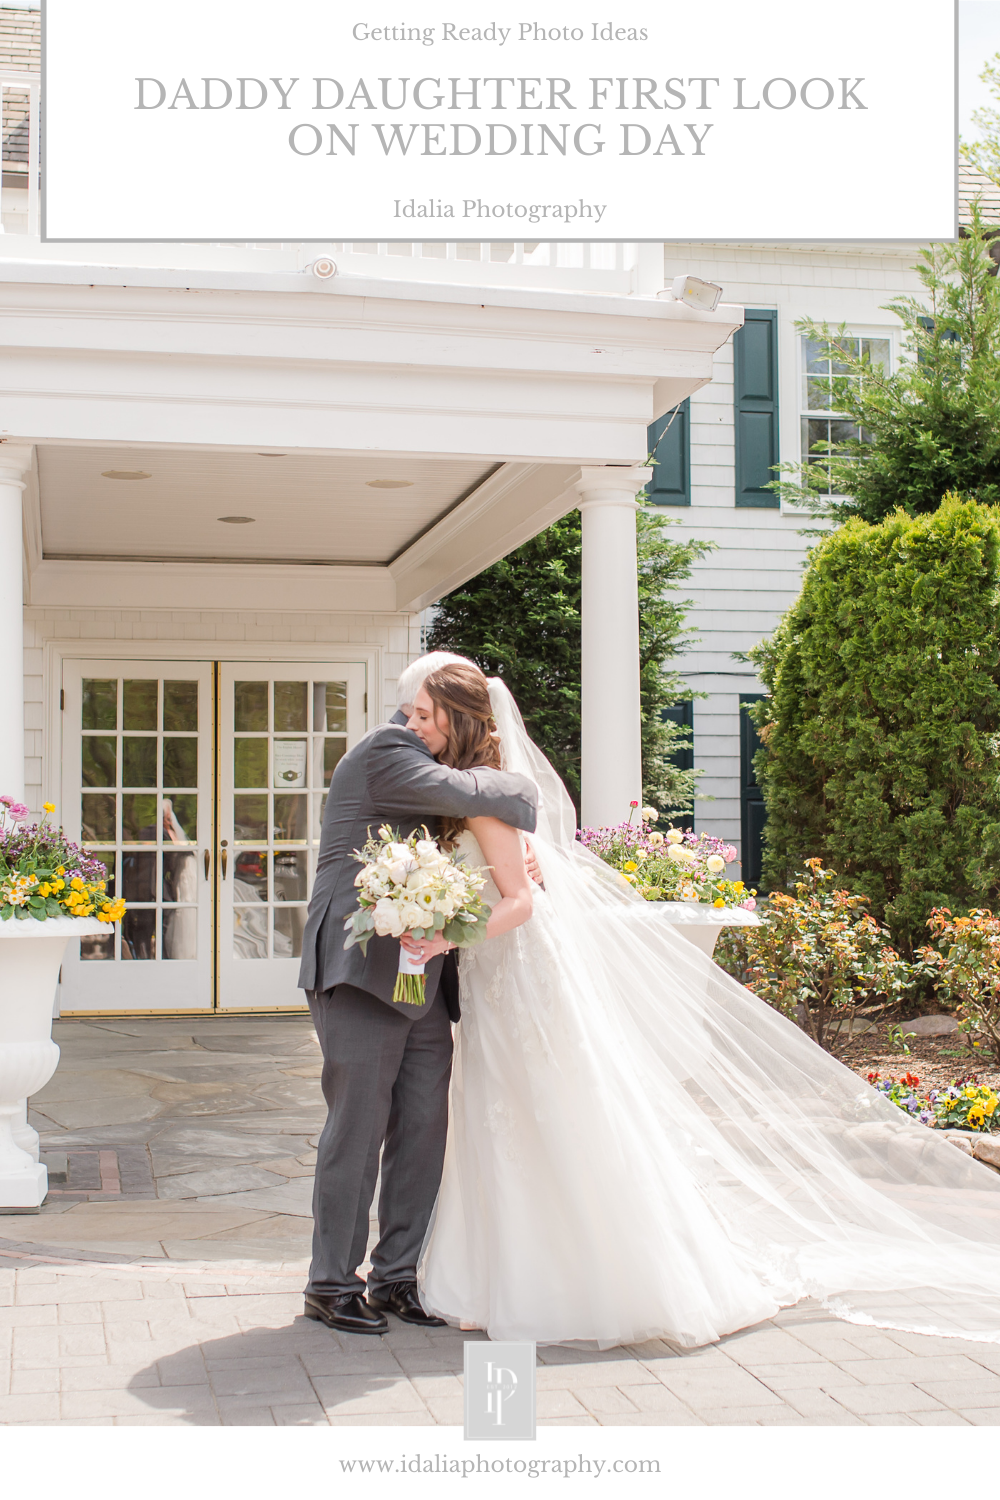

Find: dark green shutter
739;695;767;889
646;400;690;506
660;700;694;831
734;310;779;508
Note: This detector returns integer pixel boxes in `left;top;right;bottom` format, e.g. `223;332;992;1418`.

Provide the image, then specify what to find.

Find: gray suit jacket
298;710;538;1013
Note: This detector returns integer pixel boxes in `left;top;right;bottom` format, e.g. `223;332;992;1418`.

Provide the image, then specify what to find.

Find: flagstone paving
1;1015;999;1426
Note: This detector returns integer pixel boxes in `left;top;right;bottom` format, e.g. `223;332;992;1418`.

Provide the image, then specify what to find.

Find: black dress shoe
367;1281;447;1327
304;1291;388;1335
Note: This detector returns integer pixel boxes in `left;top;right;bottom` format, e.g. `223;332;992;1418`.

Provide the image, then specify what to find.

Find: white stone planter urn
647;901;761;957
0;916;102;1209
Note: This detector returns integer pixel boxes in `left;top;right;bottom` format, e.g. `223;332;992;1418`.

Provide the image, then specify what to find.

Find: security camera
662;275;723;312
307;258;338;280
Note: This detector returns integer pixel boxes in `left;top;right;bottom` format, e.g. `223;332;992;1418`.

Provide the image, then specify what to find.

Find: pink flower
0;795;12;807
725;845;738;863
740;897;757;910
8;803;29;822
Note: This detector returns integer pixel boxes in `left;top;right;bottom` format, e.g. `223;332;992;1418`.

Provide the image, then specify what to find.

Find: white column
0;448;31;803
576;467;651;831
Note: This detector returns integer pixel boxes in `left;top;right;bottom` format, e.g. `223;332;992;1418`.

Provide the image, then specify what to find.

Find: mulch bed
837;1021;1000;1096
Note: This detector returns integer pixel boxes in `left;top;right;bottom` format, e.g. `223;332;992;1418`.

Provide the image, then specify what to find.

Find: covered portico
0;257;740;1012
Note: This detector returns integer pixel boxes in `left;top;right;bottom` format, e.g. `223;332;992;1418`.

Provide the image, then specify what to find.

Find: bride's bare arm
466;815;534;941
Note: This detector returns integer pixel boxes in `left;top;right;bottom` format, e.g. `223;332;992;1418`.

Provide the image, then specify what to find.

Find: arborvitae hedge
751;496;1000;949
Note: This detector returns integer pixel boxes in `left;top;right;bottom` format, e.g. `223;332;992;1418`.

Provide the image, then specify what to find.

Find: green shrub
750;496;1000;949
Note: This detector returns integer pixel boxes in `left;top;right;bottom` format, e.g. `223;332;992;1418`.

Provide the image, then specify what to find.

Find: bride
400;660;1000;1350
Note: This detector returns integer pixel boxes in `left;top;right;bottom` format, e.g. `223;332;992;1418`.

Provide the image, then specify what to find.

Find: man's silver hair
396;651;474;709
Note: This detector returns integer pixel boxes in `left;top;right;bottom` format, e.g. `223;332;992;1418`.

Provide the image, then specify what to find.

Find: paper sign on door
273;741;307;789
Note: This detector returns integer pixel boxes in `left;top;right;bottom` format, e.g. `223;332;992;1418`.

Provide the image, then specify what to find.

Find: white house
0;6;741;1017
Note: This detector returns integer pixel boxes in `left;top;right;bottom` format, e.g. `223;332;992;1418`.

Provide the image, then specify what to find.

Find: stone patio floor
1;1015;1000;1426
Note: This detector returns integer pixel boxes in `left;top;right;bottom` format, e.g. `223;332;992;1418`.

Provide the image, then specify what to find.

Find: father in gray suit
298;652;538;1334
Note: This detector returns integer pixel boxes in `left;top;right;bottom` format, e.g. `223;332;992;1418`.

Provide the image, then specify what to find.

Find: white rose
397;902;424;930
641;806;658;823
415;838;438;859
706;854;726;874
666;829;684;845
387;842;411;862
648;831;665;848
373;898;404;937
384;860;410;886
405;868;433;891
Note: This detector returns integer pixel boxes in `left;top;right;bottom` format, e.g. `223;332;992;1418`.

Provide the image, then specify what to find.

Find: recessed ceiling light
366;479;414;489
256;452;286;458
101;470;151;480
218;515;256;524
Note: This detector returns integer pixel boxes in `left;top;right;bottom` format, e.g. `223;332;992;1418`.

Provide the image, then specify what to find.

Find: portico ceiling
36;445;497;564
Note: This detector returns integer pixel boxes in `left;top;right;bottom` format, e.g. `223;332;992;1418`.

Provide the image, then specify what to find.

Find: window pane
234;907;268;959
123;680;158;731
82;793;116;842
273;739;307;789
85;850;116;898
163;850;198;902
234;850;268;901
274;681;307;731
323;737;347;788
804;376;833;412
122;909;156;960
163;737;198;789
235;681;268;732
274;851;307;901
273;906;306;958
234;794;269;843
314;792;328;840
122;737;157;788
314;681;347;733
163;908;197;960
82;679;117;731
122;794;158;842
234;738;268;788
122;850;157;902
163;681;198;732
273;794;308;843
165;795;196;843
80;933;115;961
82;735;117;788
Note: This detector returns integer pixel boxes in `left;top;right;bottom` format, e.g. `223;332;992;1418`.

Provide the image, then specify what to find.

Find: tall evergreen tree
426;510;712;818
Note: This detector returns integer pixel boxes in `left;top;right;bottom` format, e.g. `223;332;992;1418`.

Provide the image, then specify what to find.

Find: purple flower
919;1110;933;1124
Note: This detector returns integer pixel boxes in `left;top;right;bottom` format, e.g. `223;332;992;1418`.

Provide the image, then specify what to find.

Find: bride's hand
400;932;454;962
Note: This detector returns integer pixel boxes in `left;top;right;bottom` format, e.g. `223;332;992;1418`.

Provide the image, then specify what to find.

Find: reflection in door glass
82;793;116;843
322;738;347;787
85;851;116;898
82;679;117;731
163;738;198;788
234;681;268;732
273;794;308;843
164;796;196;843
122;850;156;902
234;795;268;843
234;906;268;959
313;682;347;733
123;908;156;960
122;737;157;788
122;795;158;842
233;851;268;901
273;906;306;958
123;680;158;731
163;908;197;960
274;681;307;731
163;850;197;902
80;934;115;962
234;738;268;789
163;681;198;732
82;736;117;788
273;852;307;901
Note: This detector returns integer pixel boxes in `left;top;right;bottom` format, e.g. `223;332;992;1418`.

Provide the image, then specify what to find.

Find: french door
58;658;366;1014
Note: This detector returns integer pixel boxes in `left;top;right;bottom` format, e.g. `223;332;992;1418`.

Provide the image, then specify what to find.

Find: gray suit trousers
306;982;454;1298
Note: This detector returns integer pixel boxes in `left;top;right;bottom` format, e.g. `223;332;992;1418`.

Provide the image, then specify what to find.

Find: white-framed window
800;333;892;492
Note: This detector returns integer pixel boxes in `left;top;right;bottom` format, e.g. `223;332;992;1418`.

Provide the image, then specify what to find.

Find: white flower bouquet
344;824;492;1005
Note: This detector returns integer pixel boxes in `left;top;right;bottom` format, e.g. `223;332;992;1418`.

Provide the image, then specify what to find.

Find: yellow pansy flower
713;898;725;908
623;861;638;873
43;802;55;813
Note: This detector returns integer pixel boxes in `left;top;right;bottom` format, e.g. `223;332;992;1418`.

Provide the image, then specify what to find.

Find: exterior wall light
307;258;337;280
665;275;724;312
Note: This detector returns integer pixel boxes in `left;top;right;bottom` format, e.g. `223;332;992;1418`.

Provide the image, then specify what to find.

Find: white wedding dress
418;681;1000;1349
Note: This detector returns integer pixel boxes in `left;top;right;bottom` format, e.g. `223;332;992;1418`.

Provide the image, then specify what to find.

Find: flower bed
577;804;757;908
0;798;125;925
867;1070;1000;1133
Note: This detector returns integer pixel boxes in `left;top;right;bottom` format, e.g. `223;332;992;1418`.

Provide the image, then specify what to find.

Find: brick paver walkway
2;1017;1000;1425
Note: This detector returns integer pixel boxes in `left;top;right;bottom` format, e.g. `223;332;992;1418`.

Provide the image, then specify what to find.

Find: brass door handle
203;849;210;881
221;840;228;880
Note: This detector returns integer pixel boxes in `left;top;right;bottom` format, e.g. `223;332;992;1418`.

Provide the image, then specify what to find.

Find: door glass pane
313;681;347;733
82;679;117;731
234;906;269;959
122;737;157;788
80;933;115;961
234;851;268;901
273;851;307;901
163;737;198;789
273;907;306;957
235;681;268;732
163;850;197;902
164;681;198;732
273;794;307;843
234;794;268;843
322;738;347;787
82;735;117;788
163;908;197;960
165;796;197;843
122;794;158;843
314;792;327;840
122;909;156;960
273;739;306;788
123;680;158;731
274;682;308;731
86;851;116;898
234;738;268;788
82;793;116;842
122;851;157;901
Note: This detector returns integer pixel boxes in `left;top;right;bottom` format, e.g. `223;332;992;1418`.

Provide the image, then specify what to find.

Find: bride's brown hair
421;663;502;846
